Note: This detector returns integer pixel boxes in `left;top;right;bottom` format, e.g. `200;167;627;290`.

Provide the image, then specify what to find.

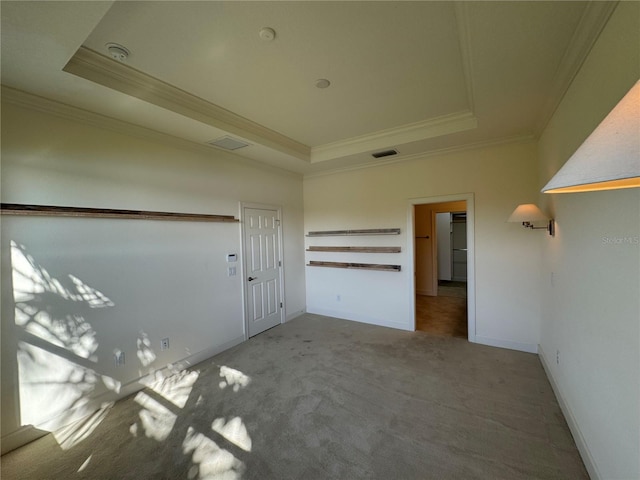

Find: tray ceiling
1;1;616;174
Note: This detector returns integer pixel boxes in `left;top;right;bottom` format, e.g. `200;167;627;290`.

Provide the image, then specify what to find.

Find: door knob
248;276;257;282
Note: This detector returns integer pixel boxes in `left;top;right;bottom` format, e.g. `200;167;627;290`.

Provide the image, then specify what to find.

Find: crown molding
62;47;483;169
454;2;476;114
304;134;535;179
535;1;618;135
63;47;311;162
1;86;304;179
310;111;478;163
1;86;535;181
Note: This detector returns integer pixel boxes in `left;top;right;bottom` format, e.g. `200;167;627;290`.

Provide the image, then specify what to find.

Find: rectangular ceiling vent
371;149;398;159
207;136;250;151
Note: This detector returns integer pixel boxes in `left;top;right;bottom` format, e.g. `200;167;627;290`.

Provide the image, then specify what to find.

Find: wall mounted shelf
306;228;400;237
307;261;401;272
306;246;401;253
0;203;239;223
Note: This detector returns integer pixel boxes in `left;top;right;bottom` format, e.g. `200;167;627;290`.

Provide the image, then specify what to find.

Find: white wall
436;212;452;281
0;99;305;451
537;3;640;479
304;140;543;352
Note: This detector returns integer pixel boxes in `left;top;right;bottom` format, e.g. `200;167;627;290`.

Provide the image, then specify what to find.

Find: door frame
408;193;476;343
240;202;285;340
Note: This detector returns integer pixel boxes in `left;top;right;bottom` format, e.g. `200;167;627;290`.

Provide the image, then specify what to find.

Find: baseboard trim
474;335;538;354
1;335;245;455
306;307;412;331
286;308;306;322
1;426;50;455
416;289;434;296
538;345;601;480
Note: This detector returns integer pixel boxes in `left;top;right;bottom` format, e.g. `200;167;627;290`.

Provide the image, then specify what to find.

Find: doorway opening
409;194;475;342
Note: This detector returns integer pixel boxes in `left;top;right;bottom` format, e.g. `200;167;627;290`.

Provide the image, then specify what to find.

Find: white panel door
243;207;283;337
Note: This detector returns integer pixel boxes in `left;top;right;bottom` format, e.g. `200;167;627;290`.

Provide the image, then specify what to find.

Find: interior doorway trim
407;193;476;343
240;202;286;340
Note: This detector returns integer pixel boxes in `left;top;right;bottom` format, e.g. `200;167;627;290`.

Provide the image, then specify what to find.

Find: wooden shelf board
0;203;239;223
307;261;401;272
306;246;401;253
307;228;400;237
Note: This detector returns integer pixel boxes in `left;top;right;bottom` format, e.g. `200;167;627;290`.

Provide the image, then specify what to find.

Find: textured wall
0;101;305;450
537;3;640;478
304;140;543;352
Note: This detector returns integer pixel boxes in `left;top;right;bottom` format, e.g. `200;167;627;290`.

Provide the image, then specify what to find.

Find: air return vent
207;136;250;150
371;149;398;159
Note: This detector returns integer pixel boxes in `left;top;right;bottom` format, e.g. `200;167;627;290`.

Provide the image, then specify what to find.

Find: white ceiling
1;1;617;175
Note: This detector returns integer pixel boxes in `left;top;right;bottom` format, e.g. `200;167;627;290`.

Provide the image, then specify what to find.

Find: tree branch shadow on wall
10;240;115;430
5;242;257;480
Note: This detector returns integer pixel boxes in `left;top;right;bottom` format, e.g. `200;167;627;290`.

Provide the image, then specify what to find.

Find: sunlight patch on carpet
77;454;92;473
134;391;177;441
211;417;252;452
140;369;200;409
218;366;250;392
54;401;114;450
183;426;245;480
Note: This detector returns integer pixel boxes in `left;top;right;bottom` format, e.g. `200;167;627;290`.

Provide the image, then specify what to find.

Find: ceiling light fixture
315;79;331;89
105;43;129;62
259;27;276;42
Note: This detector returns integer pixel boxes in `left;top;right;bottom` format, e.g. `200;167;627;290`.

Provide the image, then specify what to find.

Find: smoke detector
105;43;129;62
259;27;276;42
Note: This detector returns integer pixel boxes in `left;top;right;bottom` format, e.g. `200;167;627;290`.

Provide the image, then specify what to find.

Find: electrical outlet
556;350;560;365
161;338;170;350
228;266;236;276
336;294;341;302
114;351;125;366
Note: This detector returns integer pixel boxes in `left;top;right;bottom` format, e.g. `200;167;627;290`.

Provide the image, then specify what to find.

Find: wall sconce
542;79;640;194
508;204;555;236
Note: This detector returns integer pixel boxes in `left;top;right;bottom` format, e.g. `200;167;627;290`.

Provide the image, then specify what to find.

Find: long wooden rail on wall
307;261;401;272
306;246;401;253
0;203;240;223
306;228;400;236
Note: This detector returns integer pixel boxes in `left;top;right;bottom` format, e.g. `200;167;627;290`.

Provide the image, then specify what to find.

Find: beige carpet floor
1;314;587;480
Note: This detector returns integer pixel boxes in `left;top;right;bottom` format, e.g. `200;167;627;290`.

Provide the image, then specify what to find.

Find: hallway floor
416;281;467;338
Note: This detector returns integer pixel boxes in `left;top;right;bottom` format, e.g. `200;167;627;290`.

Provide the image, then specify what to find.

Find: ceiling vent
207;136;250;151
371;149;398;159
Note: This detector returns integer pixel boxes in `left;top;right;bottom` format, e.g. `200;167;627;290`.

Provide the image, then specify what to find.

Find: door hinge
278;260;282;267
280;302;283;308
